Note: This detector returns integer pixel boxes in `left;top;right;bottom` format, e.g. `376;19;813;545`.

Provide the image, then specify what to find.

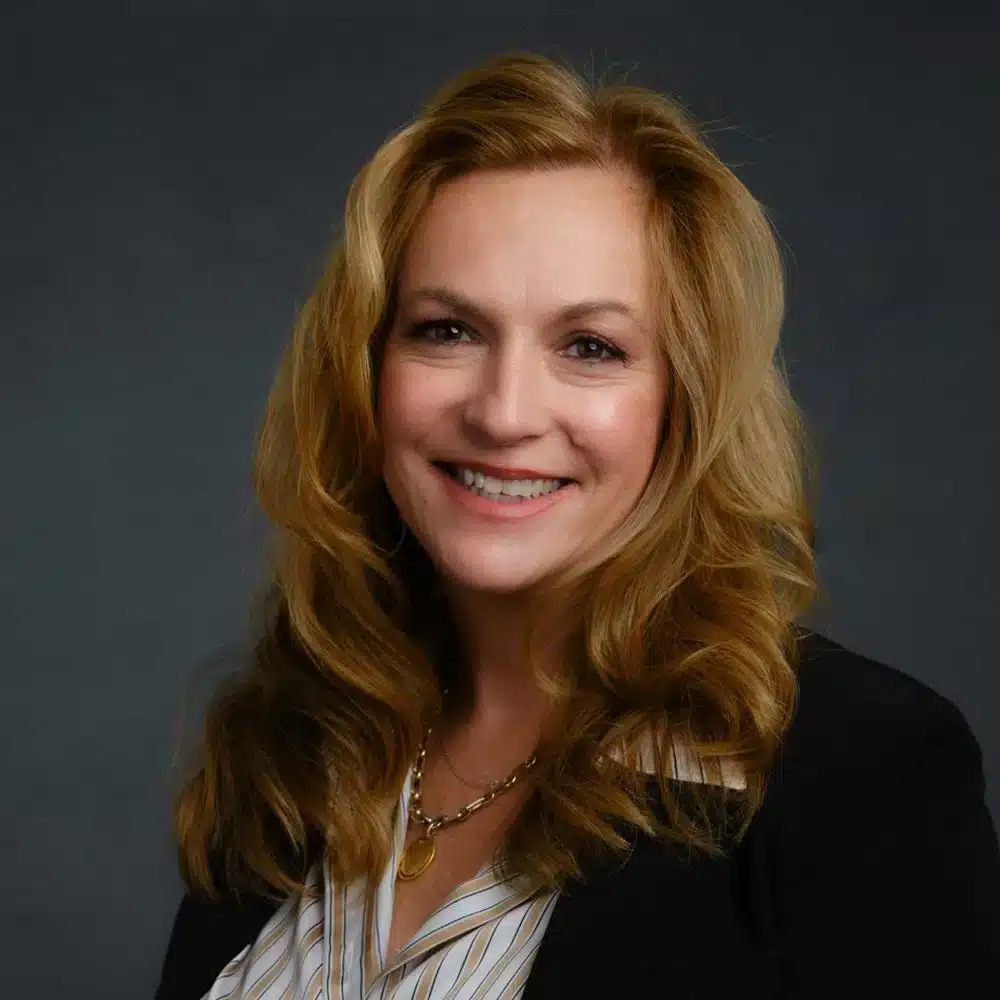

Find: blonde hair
173;50;820;902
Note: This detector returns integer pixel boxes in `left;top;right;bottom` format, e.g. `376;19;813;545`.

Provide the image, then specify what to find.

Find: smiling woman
155;51;1000;1000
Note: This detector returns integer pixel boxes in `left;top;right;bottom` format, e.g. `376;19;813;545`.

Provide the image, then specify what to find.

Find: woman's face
378;165;667;594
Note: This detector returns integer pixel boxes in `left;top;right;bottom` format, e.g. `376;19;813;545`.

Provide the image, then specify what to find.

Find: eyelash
406;319;630;365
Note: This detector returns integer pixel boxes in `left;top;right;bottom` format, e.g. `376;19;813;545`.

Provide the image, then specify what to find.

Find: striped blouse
202;741;745;1000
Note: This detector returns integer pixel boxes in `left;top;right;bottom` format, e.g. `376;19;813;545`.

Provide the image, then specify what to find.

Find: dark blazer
154;632;1000;998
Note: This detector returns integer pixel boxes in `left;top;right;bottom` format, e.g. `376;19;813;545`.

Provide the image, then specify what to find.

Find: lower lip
432;463;576;521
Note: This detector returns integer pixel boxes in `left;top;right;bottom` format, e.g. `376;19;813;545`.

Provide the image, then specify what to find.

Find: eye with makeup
405;318;631;365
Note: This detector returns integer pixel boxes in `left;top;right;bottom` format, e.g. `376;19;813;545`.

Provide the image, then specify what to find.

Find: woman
154;51;1000;999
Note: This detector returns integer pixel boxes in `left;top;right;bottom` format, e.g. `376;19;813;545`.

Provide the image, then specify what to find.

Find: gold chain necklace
438;732;505;792
396;725;538;881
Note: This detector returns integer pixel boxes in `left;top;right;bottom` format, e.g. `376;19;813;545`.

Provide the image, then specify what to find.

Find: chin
429;545;554;595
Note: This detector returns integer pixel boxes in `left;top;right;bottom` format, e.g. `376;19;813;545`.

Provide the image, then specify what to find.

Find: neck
438;582;561;743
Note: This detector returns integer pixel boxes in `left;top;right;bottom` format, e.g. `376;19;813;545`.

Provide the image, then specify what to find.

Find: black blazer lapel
522;782;778;999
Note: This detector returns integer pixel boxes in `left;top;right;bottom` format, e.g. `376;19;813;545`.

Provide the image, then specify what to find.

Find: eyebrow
403;286;641;327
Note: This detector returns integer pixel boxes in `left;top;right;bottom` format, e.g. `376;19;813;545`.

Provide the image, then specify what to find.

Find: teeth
454;466;564;500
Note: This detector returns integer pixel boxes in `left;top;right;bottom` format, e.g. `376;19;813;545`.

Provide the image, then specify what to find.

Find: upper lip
436;459;573;481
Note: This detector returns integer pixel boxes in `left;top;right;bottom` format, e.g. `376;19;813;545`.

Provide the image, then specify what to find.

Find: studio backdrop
2;6;997;998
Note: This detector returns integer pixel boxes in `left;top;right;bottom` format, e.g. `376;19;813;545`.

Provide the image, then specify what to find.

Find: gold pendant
397;835;436;880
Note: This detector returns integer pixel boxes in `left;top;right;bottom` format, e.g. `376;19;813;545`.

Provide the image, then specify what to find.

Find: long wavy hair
173;50;820;903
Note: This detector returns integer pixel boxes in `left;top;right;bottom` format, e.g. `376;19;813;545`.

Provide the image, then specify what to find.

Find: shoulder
751;628;995;879
784;628;978;773
731;633;1000;984
779;628;982;787
155;889;280;1000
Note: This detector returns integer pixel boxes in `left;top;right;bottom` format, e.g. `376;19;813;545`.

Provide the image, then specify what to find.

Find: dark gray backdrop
3;6;997;997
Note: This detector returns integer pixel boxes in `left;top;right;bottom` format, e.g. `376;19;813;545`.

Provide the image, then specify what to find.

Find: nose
460;334;548;444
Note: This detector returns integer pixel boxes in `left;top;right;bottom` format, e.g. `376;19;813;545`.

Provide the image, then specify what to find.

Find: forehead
397;166;652;319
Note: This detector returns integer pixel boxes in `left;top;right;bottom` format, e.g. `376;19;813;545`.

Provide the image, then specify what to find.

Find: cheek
575;391;663;478
378;358;425;445
378;357;457;459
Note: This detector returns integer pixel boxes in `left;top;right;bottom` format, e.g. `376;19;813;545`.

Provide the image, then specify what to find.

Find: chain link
408;725;538;836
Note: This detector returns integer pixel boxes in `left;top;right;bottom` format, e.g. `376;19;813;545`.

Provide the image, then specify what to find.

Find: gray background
3;5;997;997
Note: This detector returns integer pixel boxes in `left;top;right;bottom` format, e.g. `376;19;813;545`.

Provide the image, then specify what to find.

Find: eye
564;334;629;365
405;319;629;365
407;319;473;344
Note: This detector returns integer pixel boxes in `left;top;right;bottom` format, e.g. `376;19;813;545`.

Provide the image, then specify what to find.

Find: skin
376;163;670;961
378;164;667;752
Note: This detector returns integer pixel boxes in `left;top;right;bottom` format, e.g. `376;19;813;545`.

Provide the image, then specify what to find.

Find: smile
438;463;570;501
431;462;577;520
